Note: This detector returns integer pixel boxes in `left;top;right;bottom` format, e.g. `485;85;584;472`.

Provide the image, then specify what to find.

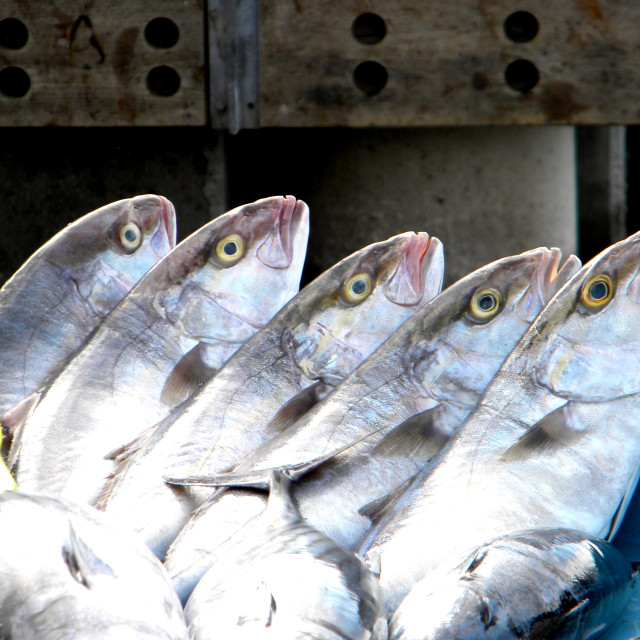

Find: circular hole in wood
353;61;388;96
352;13;386;45
504;11;539;43
0;18;28;49
146;65;181;97
0;66;30;97
504;59;539;93
144;17;179;48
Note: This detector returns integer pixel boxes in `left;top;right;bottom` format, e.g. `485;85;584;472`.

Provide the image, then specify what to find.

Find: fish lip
157;195;177;249
385;232;438;307
256;195;301;269
538;248;581;304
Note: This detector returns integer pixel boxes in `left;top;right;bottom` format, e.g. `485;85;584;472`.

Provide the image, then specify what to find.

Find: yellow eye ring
118;222;142;252
216;234;245;265
344;273;373;304
470;287;501;321
580;274;614;309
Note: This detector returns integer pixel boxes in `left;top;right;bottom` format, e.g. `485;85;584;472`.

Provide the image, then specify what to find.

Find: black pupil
351;279;367;295
124;228;138;243
223;242;237;256
478;295;495;311
590;281;608;301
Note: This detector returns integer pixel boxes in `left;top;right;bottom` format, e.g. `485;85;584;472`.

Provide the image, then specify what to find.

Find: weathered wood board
259;0;640;126
0;1;205;126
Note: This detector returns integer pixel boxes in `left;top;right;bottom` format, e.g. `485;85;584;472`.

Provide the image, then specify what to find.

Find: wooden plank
258;0;640;127
0;1;205;126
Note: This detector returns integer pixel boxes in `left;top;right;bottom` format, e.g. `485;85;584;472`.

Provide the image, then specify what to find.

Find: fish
183;471;387;640
96;231;444;558
388;528;636;640
356;229;640;614
12;195;309;505
0;195;176;446
0;491;188;639
164;247;580;603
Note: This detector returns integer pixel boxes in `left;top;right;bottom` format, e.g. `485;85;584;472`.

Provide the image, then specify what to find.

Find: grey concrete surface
226;126;577;286
0;128;226;284
1;126;577;288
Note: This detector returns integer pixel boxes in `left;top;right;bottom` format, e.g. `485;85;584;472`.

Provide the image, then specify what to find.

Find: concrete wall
1;125;577;288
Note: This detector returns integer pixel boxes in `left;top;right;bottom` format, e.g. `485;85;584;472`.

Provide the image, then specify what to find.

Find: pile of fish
1;194;640;639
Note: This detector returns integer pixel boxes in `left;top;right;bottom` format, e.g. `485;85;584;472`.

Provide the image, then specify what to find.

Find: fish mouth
257;195;305;269
385;233;444;307
536;248;582;304
158;195;177;249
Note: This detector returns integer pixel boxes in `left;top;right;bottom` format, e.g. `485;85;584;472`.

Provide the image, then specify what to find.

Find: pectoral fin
4;391;41;469
501;403;584;461
372;406;449;461
266;381;329;433
160;343;217;407
63;522;116;588
359;474;418;522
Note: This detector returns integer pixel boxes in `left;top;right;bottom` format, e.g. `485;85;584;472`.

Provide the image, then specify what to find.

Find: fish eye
344;273;373;304
580;274;614;310
215;234;245;265
470;287;501;322
117;222;142;252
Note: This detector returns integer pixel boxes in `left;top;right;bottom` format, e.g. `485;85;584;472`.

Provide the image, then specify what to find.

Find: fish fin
94;424;158;508
165;467;287;491
266;381;329;433
264;471;302;524
358;474;418;522
3;391;41;470
63;522;116;588
237;581;277;628
501;403;583;460
603;462;640;541
160;342;217;408
371;407;449;461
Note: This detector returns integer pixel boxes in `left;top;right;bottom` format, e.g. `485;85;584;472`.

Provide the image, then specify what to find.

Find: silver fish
13;196;309;505
0;195;176;437
164;247;580;603
96;231;444;558
389;528;636;640
357;230;640;614
184;471;387;640
0;491;188;639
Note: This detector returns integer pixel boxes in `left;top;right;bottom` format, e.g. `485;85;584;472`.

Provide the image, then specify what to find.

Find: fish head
530;230;640;401
152;195;309;346
52;195;176;317
282;231;444;383
407;247;581;409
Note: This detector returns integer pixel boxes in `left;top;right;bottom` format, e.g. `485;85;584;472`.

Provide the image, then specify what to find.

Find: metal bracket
207;0;259;133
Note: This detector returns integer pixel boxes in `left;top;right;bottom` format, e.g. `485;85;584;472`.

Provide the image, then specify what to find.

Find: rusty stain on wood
258;0;640;127
0;0;205;126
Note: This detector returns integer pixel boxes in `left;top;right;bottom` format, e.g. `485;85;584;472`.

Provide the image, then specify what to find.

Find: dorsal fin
160;342;217;408
264;470;302;524
63;521;116;588
4;391;41;470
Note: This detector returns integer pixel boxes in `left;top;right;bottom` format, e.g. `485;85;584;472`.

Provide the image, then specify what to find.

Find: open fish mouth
137;194;177;257
257;195;305;269
537;248;582;304
385;233;443;307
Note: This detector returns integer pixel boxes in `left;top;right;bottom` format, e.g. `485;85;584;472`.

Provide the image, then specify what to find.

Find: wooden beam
0;1;205;126
258;1;640;127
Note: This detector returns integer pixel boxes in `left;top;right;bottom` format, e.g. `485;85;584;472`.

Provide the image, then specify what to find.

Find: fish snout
257;195;307;269
131;194;177;257
385;233;444;307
